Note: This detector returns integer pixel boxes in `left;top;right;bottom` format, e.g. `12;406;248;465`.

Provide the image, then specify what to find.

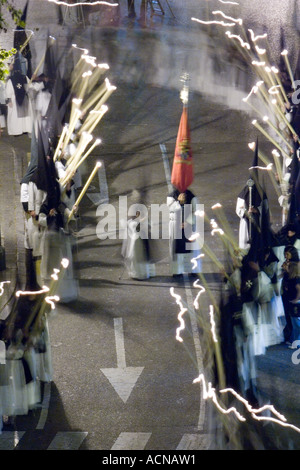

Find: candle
53;125;68;162
68;162;102;222
252;120;290;159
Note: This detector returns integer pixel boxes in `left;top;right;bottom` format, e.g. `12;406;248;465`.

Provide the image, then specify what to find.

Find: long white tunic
5;78;32;135
167;195;202;275
122;218;155;280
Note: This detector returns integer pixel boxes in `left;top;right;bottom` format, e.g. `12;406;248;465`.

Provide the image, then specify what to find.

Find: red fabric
171;106;194;193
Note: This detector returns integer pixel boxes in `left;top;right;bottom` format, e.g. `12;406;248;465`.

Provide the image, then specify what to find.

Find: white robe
167;195;202;275
122;219;155;280
5;77;32;135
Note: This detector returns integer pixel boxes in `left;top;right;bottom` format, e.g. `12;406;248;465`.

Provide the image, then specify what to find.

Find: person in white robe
5;56;32;136
122;210;155;280
167;188;202;276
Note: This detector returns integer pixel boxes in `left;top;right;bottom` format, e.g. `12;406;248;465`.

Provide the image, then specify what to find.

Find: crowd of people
0;15;79;430
0;2;299;436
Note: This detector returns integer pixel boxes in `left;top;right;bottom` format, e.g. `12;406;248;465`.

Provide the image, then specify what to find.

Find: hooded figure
13;0;32;79
5;52;32;135
236;140;268;250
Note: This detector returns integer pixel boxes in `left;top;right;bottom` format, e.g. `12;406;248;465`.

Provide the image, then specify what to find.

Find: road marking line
111;432;151;450
36;381;51;429
183;274;206;431
176;433;212;450
47;432;88;450
0;431;25;450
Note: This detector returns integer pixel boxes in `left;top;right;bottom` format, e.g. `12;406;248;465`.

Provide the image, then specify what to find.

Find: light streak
191;17;235;27
98;63;109;69
193;374;246;422
16;285;50;297
249;163;273;171
211;203;222;209
220;388;300;434
0;281;10;296
211;228;224;236
89;105;108;114
51;268;60;282
195;209;205;217
255;45;266;55
194;374;300;433
105;77;117;92
242;85;258;102
209;305;218;343
225;31;251;49
191;253;205;271
248;29;267;42
212;10;242;25
252;60;266;67
272;149;281;158
217;0;239;4
192;279;205;310
82;70;93;78
72;98;83;106
210;218;224;236
170;287;188;343
268;85;280;95
188;233;200;242
45;295;60;309
47;0;118;6
72;44;89;54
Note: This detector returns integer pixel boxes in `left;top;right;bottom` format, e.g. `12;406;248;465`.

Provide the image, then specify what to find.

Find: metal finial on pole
180;72;190;106
247;178;254;241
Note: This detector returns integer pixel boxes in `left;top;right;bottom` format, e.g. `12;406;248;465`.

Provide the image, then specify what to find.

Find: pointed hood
13;0;32;78
238;138;265;207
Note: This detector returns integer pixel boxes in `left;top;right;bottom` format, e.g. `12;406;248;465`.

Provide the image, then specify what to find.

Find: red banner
171;106;193;193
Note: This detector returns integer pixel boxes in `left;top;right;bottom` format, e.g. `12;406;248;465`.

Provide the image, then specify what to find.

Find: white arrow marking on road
101;318;144;403
111;432;151;450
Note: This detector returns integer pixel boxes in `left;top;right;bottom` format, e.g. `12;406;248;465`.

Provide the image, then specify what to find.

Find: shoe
288;344;298;349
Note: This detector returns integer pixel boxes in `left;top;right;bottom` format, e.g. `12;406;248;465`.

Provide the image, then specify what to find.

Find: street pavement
0;0;300;453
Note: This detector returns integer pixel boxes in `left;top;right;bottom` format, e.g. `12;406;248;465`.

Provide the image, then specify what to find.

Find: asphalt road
0;0;300;453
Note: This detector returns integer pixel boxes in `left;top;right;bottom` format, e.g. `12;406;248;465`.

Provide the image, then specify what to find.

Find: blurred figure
280;245;300;346
127;0;136;18
5;55;32;136
122;210;155;280
167;188;201;277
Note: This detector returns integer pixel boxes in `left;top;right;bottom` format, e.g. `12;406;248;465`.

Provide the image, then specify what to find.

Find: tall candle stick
68;162;102;222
